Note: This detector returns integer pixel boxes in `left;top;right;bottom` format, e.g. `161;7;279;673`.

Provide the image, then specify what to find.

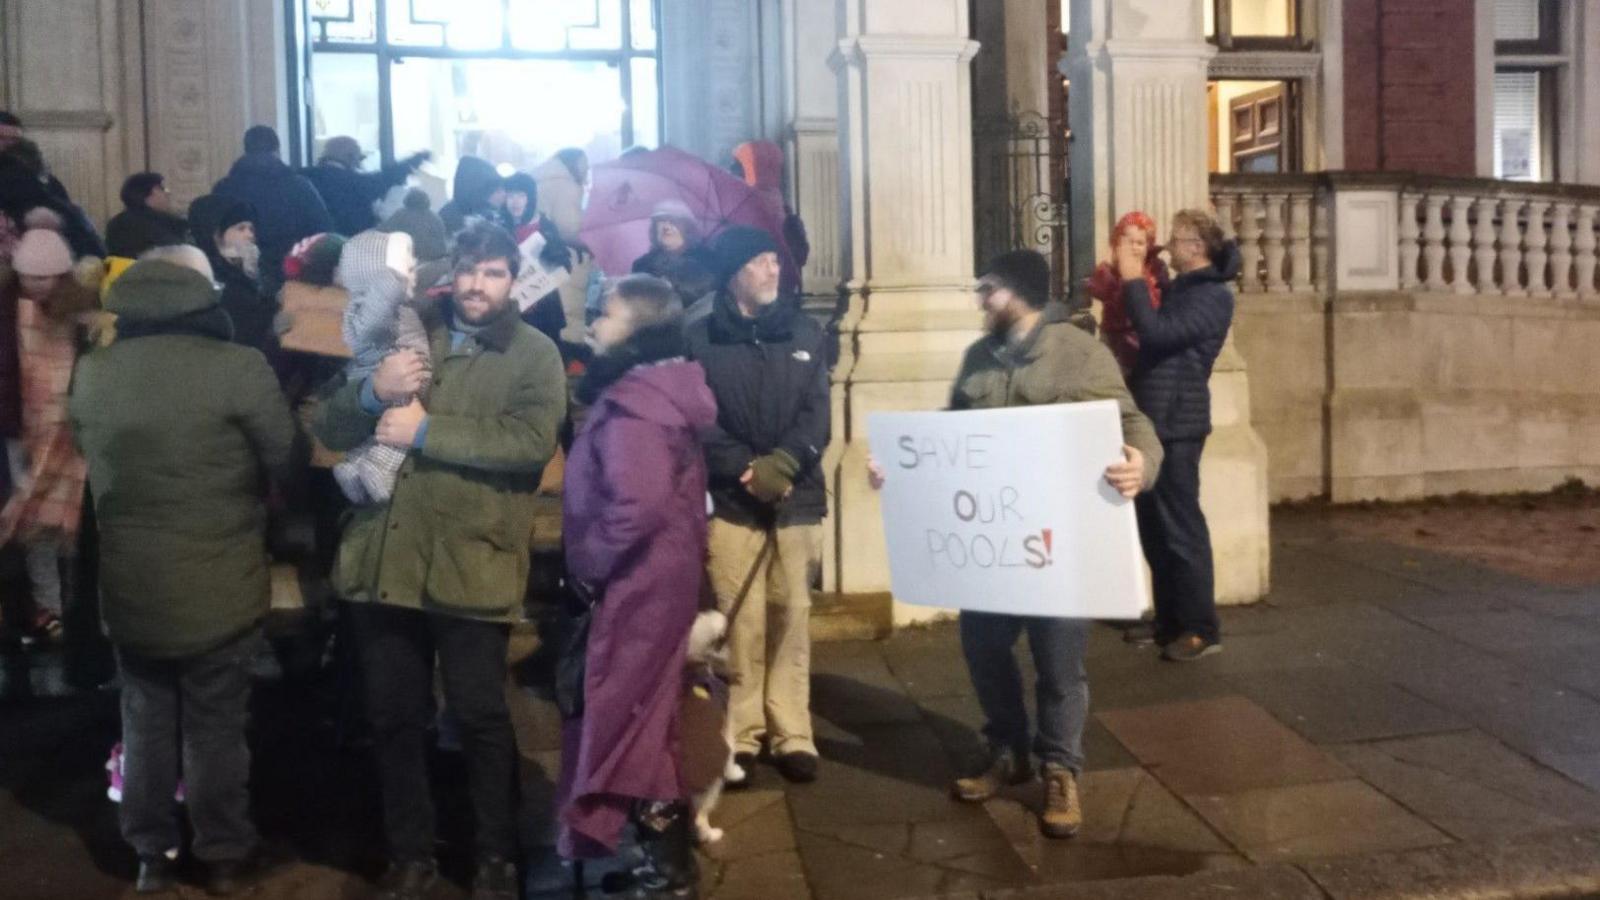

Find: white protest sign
511;230;572;313
867;400;1145;619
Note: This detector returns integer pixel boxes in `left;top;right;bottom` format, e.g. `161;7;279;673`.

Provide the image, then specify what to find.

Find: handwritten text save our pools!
895;432;1055;571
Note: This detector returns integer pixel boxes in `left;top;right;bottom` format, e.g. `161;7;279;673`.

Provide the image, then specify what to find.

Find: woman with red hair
1084;211;1168;377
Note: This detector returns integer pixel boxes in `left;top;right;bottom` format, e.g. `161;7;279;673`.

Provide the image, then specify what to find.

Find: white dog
682;609;741;844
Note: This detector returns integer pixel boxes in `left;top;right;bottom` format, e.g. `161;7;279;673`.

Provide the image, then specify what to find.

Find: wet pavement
5;508;1600;899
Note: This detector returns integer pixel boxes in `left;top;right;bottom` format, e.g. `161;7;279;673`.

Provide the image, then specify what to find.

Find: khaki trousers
707;517;822;756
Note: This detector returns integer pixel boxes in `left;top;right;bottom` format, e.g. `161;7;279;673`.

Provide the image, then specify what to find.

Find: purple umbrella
579;147;798;288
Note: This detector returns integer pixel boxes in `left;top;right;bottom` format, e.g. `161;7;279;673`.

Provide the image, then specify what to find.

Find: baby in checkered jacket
333;229;430;504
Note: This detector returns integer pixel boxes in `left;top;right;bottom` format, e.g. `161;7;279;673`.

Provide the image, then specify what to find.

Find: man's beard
984;306;1013;338
455;291;508;324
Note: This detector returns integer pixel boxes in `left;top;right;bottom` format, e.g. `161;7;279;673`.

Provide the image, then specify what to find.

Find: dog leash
715;531;776;652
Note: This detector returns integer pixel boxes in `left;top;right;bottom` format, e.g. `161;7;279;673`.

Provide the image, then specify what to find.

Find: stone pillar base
1202;337;1272;605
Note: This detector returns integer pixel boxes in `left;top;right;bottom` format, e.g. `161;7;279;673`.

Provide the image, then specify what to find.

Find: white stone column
1449;195;1474;294
1397;192;1422;291
1288;193;1313;293
1549;202;1575;298
1421;194;1447;292
1473;197;1499;295
828;0;983;621
1500;198;1527;297
1525;200;1552;297
1064;0;1215;278
781;0;843;298
1575;205;1599;301
1064;0;1268;605
1263;194;1288;293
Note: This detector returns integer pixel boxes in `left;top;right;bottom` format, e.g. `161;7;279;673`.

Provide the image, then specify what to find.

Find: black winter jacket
1122;242;1240;443
105;205;190;258
303;155;422;238
439;156;502;234
213;153;333;295
0;152;105;259
686;292;830;527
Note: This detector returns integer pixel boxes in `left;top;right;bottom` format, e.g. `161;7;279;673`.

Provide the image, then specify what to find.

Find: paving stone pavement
515;511;1600;899
7;509;1600;899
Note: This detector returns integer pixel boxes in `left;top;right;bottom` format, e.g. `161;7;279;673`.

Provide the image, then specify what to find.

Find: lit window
1493;71;1543;181
1206;0;1300;48
303;0;661;177
311;0;377;44
1229;0;1294;38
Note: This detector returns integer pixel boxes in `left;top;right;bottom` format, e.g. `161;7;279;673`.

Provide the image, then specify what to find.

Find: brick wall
1343;0;1478;176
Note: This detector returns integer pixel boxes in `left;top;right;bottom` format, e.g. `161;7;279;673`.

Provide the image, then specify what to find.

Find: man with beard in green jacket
313;221;566;900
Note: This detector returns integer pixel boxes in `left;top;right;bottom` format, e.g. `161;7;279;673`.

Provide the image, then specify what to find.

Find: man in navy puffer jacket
1118;208;1239;662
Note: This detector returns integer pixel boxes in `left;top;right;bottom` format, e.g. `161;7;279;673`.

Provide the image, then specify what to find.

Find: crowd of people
0;109;1236;900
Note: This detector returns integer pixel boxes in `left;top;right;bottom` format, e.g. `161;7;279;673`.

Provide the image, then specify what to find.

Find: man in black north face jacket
1119;208;1239;662
685;225;829;786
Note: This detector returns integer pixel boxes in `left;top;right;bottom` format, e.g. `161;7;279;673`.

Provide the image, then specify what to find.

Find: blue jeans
958;612;1088;773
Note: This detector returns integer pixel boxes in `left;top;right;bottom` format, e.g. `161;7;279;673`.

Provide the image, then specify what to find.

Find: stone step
811;591;892;641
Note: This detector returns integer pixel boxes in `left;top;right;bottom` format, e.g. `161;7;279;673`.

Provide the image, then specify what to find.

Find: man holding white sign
869;250;1161;839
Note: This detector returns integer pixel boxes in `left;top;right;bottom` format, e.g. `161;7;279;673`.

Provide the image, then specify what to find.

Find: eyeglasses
975;283;998;298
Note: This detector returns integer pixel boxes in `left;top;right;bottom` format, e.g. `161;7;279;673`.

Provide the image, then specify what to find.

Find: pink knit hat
12;228;72;276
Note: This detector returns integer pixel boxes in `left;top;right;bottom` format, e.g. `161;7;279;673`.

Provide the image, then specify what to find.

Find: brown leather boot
1040;763;1082;838
951;749;1032;802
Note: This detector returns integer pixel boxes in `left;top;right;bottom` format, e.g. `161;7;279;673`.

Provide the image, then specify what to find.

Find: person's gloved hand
744;450;800;504
400;150;433;171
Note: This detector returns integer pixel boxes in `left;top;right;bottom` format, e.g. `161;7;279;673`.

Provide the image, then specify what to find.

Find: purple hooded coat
557;351;717;859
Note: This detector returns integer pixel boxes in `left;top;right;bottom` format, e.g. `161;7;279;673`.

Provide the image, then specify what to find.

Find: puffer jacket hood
452;156;503;210
502;172;540;227
733;141;784;193
1179;240;1243;287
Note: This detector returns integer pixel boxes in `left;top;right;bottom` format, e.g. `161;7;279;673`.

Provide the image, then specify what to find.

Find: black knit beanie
981;249;1052;309
712;225;781;286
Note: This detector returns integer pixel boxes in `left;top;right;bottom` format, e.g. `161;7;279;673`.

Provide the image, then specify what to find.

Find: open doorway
1208;79;1301;173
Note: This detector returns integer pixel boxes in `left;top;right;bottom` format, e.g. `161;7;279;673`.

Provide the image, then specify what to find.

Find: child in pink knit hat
2;211;96;644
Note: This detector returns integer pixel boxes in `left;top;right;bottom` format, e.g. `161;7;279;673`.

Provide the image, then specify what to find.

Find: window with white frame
302;0;661;184
1492;0;1562;181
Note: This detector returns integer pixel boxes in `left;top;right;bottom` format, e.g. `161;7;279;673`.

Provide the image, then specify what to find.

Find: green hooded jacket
70;260;298;659
312;296;567;623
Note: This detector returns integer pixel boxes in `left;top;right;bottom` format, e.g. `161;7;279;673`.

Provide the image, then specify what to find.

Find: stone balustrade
1211;178;1326;294
1211;173;1600;299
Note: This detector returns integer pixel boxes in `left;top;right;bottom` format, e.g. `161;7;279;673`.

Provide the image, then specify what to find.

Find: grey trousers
116;628;263;862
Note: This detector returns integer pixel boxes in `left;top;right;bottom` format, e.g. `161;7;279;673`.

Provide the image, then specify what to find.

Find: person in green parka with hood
68;247;300;896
